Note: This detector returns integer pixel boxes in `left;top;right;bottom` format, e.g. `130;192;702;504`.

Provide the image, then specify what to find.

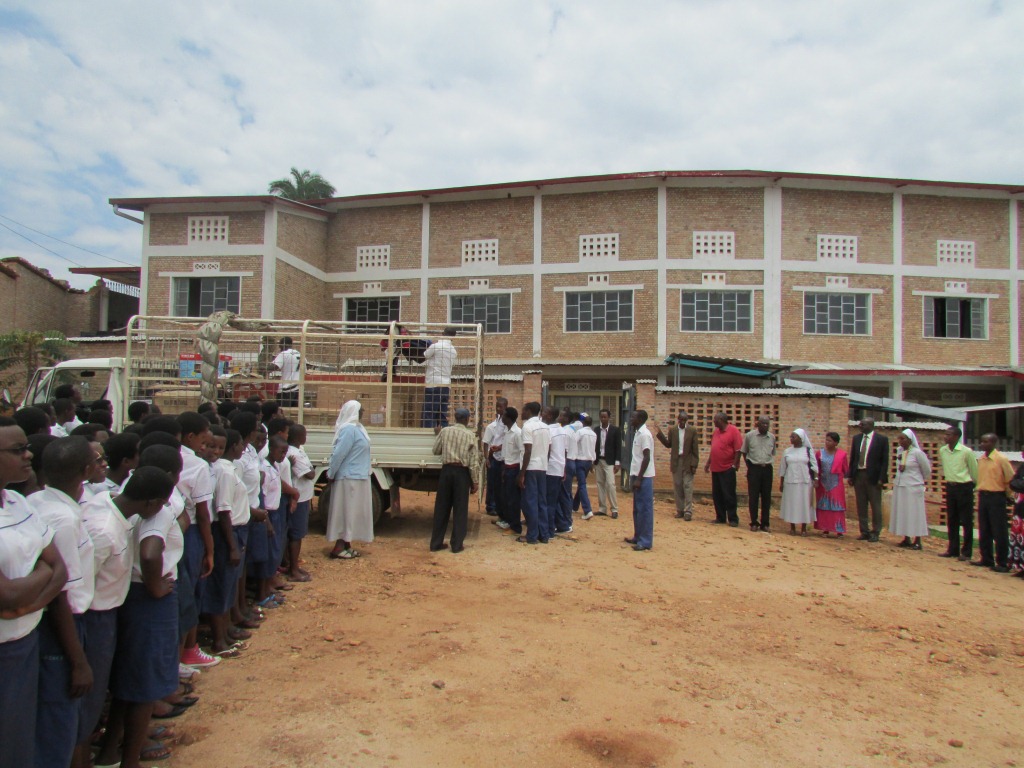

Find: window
803;293;870;335
681;291;753;333
923;296;986;339
817;235;858;262
565;290;633;332
462;239;499;265
188;216;229;243
356;245;390;270
345;297;400;327
173;277;240;317
937;240;975;267
692;231;735;258
450;294;511;334
579;234;619;260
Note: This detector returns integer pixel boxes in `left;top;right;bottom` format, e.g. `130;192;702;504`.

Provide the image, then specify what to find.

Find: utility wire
0;213;139;267
0;220;84;267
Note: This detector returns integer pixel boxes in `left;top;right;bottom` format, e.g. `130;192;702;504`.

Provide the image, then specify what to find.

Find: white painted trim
331;291;412;299
667;283;765;291
1010;199;1019;366
532;194;542;357
157;271;255;278
146;243;268;257
762;187;783;359
657;183;667;357
420;204;430;324
437;287;522;296
261;209;277;317
910;290;1000;299
139;214;151;314
892;192;903;364
553;284;644;293
274;248;327;281
794;285;884;295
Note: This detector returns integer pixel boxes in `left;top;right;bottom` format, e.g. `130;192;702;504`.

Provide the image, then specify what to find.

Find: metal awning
784;378;966;422
664;354;791;385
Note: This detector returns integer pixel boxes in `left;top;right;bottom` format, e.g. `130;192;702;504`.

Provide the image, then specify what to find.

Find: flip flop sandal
152;703;188;719
140;742;173;761
256;596;280;609
228;627;253;640
235;619;262;630
178;682;194;695
287;572;312;583
212;647;241;658
274;582;294;591
149;726;174;741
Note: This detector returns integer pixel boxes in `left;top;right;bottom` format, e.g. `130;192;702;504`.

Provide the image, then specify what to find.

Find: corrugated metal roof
487;358;666;367
849;421;951;430
655;386;837;397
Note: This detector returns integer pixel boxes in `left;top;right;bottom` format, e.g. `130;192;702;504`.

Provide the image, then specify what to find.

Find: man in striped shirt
430;408;482;554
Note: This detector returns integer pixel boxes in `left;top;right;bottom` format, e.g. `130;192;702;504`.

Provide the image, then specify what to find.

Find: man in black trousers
847;417;890;542
430;408;482;553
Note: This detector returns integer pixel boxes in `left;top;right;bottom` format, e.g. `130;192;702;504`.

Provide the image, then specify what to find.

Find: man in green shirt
937;425;978;561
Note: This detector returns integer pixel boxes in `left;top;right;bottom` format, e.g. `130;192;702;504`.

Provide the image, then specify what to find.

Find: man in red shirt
704;412;743;526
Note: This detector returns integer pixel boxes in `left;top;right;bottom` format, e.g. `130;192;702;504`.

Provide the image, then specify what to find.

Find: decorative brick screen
664;399;781;446
936;240;975;267
692;231;735;258
817;234;858;262
462;239;499;265
356;245;390;270
579;233;619;260
188;216;229;243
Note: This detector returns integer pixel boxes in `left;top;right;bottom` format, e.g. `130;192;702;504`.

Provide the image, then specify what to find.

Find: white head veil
333;400;367;441
793;428;813;451
900;428;920;451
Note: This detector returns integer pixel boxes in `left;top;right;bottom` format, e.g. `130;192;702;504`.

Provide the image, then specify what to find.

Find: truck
21;315;486;522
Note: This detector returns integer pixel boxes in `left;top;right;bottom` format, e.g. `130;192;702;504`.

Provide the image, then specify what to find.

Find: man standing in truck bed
421;328;458;429
270;337;302;408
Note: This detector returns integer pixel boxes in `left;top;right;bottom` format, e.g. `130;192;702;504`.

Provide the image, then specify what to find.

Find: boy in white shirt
286;425;315;583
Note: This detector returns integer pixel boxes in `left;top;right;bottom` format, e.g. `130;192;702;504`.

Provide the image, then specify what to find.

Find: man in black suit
594;408;622;519
847;417;889;542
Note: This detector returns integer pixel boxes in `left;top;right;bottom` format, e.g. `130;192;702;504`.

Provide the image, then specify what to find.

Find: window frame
563;289;634;334
344;296;402;328
171;275;241;318
922;295;988;340
448;293;512;335
680;289;754;334
802;292;871;336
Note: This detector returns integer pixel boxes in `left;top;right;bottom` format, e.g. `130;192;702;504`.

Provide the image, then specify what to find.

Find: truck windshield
26;367;112;406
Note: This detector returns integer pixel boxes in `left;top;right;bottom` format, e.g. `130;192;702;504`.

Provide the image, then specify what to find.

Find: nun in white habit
326;400;375;559
779;428;818;534
889;428;932;550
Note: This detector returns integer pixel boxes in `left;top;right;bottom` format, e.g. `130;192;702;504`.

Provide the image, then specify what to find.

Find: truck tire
371;483;383;525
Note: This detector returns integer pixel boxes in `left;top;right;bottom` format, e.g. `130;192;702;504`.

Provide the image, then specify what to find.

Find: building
111;169;1024;436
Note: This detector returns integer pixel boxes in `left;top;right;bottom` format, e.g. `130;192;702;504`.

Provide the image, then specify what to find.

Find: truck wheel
371;483;383;525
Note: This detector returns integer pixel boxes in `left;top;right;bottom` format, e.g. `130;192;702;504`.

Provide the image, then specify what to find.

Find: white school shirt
81;492;135;611
423;339;457;386
229;464;252;526
262;459;282;511
212;459;238;523
63;416;84;433
576;426;597;462
133;493;184;582
0;490;54;642
630;424;656;478
287;446;315;502
273;348;301;391
30;487;95;615
564;424;579;461
235;444;262;509
547;424;567;477
279;456;293;493
50;424;69;438
483;418;507;462
178;446;214;525
502;424;524;466
521;417;550;473
82;477;119;502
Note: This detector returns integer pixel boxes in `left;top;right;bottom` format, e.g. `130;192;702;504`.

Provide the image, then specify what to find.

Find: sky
0;0;1021;289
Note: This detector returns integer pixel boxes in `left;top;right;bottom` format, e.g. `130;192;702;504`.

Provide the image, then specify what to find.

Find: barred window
450;294;511;334
803;293;870;335
345;297;400;329
923;297;986;339
173;277;240;317
565;290;633;333
681;291;753;333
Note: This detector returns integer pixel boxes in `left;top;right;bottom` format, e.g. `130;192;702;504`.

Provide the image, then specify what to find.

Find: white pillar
1009;199;1019;367
261;207;277;318
420;203;430;324
892;192;903;365
657;183;667;357
532;193;543;357
762;186;783;360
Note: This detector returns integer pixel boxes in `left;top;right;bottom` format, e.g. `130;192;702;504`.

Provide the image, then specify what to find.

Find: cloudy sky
1;0;1021;288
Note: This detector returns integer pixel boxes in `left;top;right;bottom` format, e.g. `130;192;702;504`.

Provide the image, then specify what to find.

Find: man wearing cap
430;408;482;553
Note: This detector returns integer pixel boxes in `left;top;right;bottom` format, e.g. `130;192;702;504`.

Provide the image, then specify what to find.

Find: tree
268;168;336;200
0;330;73;399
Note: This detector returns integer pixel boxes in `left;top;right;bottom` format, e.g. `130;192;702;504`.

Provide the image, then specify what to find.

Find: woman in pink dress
814;431;849;537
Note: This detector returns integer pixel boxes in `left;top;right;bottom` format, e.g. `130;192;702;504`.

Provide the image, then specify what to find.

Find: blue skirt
110;582;179;703
233;525;249;584
246;516;269;578
288;500;311;541
36;612;84;768
77;608;118;744
267;502;287;572
0;629;40;768
200;525;237;615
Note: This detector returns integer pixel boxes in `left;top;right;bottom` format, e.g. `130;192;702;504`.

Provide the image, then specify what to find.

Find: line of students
0;398;316;768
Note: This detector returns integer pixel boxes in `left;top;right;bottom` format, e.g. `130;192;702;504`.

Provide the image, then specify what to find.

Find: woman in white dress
889;428;932;551
326;400;374;559
779;429;818;535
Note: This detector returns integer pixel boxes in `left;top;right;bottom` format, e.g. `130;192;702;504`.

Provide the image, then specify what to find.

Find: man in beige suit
654;412;700;520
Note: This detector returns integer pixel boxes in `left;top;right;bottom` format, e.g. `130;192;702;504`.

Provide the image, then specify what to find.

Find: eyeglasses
0;444;30;455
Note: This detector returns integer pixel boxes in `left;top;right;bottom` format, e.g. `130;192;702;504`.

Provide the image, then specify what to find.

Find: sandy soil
159;490;1024;768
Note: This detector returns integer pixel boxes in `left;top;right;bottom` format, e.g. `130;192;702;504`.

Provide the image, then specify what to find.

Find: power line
0;221;84;267
0;213;139;267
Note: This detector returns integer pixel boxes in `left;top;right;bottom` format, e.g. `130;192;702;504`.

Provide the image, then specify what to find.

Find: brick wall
149;211;265;246
664;268;765;358
542;189;657;264
146;255;263;316
429;198;533;268
666;187;764;260
0;260;91;336
539;270;657;359
782;188;893;263
275;260;326;320
426;274;533;359
900;276;1009;366
781;272;893;363
327;205;422;272
277;212;327;272
902;195;1007;269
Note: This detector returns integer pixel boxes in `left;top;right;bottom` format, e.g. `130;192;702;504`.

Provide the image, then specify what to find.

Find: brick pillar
521;370;543;406
635;379;657;421
828;395;850;438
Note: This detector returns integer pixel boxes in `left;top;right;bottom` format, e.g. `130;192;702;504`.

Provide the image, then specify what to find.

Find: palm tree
268;168;336;200
0;330;73;399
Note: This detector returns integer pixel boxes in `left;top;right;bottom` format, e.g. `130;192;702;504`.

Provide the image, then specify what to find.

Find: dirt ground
161;489;1024;768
